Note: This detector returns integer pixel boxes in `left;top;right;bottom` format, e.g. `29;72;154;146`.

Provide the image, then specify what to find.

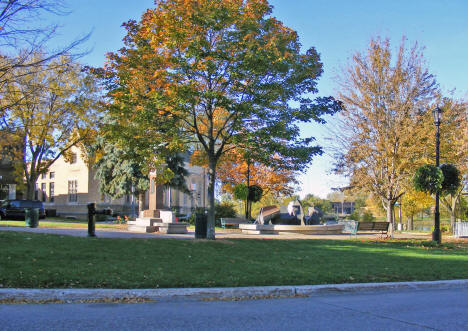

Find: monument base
128;209;188;234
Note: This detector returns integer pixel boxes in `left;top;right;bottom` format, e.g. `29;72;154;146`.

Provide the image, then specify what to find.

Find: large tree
0;1;89;119
401;187;432;230
0;54;101;199
92;137;190;214
0;0;69;48
91;137;150;214
334;37;439;235
102;0;340;239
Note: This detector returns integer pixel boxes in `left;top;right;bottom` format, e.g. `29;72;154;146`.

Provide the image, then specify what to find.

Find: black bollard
87;203;96;237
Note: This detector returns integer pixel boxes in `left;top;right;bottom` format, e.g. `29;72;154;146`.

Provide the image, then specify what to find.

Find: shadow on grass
0;231;467;289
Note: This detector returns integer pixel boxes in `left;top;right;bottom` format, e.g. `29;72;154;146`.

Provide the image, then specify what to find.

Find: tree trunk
408;215;414;231
25;180;36;200
138;192;145;215
450;213;456;235
442;192;461;234
450;194;460;234
244;200;248;220
206;157;217;240
386;199;394;237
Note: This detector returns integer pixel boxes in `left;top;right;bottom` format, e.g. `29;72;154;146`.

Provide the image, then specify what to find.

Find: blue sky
49;0;468;198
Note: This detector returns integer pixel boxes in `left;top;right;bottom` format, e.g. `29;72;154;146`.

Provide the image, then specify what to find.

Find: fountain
239;200;344;235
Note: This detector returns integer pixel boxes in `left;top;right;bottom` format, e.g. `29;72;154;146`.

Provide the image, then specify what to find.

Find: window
41;173;46;179
49;183;54;203
50;172;55;179
34;184;38;200
41;183;46;202
70;153;77;164
68;180;78;202
0;184;8;200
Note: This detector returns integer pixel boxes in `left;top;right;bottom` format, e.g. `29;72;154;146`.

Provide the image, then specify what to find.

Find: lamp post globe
432;106;442;125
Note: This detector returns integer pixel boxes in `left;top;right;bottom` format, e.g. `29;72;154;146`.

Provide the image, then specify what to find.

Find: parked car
0;200;46;220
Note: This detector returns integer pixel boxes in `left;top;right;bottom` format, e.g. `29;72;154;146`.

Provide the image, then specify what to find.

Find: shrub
361;210;375;222
349;210;360;221
95;214;108;222
215;202;237;226
440;225;449;233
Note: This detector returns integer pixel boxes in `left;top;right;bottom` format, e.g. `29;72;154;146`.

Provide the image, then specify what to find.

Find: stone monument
127;174;189;234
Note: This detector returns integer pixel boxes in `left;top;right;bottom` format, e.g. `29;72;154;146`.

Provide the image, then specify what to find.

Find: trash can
195;213;207;239
25;208;39;228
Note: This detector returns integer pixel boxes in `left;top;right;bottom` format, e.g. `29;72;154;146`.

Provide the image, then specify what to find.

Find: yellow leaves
401;187;433;218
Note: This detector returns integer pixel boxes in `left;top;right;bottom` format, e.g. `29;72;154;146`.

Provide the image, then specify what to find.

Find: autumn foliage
101;0;339;239
217;150;297;197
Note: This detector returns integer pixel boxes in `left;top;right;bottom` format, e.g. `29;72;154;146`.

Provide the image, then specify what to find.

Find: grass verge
0;220;125;230
0;231;467;289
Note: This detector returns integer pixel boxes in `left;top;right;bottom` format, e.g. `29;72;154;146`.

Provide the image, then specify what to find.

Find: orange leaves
190;149;209;167
217;148;296;197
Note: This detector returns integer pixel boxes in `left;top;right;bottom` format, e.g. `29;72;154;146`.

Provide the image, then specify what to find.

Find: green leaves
248;185;263;203
233;183;249;201
413;163;461;195
413;164;443;195
440;164;462;196
0;53;102;198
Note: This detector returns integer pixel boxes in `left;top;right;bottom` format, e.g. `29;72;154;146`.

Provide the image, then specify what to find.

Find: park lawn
0;220;126;230
0;231;467;289
0;222;220;231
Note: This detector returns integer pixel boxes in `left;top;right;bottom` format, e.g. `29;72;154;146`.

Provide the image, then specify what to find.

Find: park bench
220;217;247;229
352;221;390;236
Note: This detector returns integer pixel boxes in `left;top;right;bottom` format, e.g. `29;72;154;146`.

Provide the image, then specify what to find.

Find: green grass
0;231;467;289
0;220;125;230
0;221;221;231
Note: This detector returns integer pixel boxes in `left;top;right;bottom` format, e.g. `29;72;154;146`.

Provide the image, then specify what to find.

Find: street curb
1;279;467;303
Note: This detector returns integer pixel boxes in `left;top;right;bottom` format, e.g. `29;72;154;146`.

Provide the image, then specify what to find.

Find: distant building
0;158;18;200
331;201;355;215
329;187;356;216
35;147;208;219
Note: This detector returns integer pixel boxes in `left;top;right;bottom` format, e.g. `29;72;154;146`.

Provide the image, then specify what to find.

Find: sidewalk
0;224;433;240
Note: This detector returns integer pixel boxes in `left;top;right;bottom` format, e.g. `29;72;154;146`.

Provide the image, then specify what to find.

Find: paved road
1;287;467;330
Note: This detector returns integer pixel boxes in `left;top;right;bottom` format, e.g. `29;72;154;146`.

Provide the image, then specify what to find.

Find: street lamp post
432;106;442;244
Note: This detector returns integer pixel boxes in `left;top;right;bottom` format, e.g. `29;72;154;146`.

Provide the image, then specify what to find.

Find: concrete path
0;224;433;240
1;283;467;330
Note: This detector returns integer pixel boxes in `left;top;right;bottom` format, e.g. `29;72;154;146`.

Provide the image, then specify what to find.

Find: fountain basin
239;224;344;235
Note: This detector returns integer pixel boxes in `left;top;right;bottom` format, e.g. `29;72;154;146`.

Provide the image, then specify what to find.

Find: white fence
454;222;468;237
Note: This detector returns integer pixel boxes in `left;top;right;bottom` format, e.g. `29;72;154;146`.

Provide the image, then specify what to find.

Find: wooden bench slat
355;222;390;235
